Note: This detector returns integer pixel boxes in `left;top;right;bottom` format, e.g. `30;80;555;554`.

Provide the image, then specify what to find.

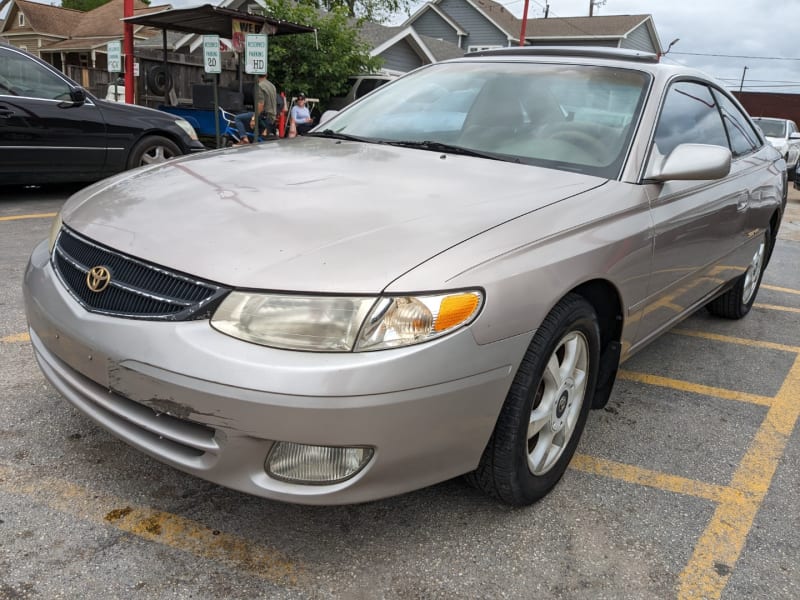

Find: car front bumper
23;240;529;504
188;140;207;153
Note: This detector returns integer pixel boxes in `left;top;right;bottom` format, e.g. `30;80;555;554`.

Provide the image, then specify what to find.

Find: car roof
465;46;659;63
450;45;726;90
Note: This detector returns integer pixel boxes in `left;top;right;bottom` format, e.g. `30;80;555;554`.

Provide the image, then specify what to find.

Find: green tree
62;0;149;9
304;0;413;23
263;0;383;107
61;0;111;10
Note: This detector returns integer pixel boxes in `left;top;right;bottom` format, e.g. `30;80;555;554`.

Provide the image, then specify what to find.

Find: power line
719;78;800;84
671;51;800;61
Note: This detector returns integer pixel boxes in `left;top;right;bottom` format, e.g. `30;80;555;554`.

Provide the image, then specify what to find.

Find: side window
355;78;384;99
713;90;760;157
653;81;728;156
0;49;72;100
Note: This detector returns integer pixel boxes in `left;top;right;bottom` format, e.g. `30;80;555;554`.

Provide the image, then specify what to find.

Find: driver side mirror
645;143;731;182
68;86;86;106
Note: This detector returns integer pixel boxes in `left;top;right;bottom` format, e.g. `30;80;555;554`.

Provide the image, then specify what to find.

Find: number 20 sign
203;35;221;74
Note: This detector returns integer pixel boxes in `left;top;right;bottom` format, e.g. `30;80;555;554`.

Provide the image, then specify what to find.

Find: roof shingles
6;0;167;52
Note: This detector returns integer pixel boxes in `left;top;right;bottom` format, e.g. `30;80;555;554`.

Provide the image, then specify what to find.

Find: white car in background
752;117;800;171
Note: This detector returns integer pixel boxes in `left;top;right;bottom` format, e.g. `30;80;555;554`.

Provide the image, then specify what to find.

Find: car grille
52;227;229;320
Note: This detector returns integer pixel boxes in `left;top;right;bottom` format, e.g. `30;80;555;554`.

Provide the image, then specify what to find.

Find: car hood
61;138;604;293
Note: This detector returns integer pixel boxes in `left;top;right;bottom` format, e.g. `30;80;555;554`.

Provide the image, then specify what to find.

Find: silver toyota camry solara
24;47;787;506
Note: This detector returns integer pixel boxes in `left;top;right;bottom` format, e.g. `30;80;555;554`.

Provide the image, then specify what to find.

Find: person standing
234;72;278;144
253;72;278;138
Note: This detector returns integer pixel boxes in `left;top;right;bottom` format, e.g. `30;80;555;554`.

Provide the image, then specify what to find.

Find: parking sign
203;35;221;74
245;34;268;75
107;41;121;73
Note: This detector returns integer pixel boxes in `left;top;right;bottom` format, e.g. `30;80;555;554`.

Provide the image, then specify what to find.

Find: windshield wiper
384;140;516;162
308;129;375;143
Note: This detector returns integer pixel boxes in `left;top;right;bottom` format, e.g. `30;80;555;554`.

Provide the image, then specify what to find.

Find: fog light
266;442;373;484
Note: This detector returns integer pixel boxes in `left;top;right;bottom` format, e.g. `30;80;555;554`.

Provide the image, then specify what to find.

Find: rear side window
653;81;728;156
713;90;761;157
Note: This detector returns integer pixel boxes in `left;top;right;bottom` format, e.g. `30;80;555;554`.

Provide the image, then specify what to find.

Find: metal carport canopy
122;4;316;37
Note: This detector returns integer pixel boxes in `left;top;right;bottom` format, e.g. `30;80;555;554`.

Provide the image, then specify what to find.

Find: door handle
0;108;13;118
737;190;750;212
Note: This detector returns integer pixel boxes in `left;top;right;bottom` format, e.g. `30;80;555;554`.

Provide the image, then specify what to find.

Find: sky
387;0;800;93
7;0;800;93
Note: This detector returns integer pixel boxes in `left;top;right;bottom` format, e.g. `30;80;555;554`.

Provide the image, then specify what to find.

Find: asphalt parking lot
1;184;799;599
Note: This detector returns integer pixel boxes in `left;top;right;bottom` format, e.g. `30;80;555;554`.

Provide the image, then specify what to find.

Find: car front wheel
467;293;600;505
127;135;181;169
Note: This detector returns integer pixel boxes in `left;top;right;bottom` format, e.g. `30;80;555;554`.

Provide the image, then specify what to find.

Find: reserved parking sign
203;35;221;74
107;41;121;73
245;34;268;75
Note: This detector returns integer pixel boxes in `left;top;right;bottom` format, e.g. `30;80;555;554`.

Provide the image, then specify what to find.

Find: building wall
733;91;800;127
619;24;655;53
413;10;459;46
1;34;61;57
378;40;424;72
439;0;508;50
528;39;618;48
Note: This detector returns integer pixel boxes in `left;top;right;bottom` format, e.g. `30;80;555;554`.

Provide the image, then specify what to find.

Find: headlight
210;290;483;352
356;291;483;351
48;212;62;253
175;119;198;141
211;293;376;351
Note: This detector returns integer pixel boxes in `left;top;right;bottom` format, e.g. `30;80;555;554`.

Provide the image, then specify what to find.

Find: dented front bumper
23;240;527;504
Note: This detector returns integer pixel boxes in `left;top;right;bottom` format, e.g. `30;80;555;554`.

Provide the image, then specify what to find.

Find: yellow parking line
570;455;741;504
0;463;305;588
673;329;800;354
0;332;30;343
679;354;800;599
753;303;800;314
0;212;57;222
617;370;773;406
761;284;800;295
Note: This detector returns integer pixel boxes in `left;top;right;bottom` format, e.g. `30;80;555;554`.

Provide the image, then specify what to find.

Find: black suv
0;43;205;185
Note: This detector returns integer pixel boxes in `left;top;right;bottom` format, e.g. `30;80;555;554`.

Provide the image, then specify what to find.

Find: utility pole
519;0;530;46
739;66;748;92
123;0;133;103
589;0;606;16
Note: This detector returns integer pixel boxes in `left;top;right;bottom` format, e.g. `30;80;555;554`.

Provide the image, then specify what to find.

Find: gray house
403;0;663;55
359;21;464;75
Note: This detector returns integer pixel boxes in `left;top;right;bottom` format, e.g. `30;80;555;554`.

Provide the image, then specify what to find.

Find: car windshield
316;61;651;179
754;118;787;138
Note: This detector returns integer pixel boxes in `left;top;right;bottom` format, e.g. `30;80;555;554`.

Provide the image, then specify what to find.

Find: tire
127;135;181;169
706;226;770;319
146;65;173;96
466;293;600;506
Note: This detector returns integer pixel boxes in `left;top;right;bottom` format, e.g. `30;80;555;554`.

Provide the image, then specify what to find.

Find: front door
0;47;107;182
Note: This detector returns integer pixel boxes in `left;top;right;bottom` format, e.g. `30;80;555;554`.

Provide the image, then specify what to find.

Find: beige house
0;0;166;73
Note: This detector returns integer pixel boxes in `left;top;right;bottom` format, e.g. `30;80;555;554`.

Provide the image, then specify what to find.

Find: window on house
18;13;25;27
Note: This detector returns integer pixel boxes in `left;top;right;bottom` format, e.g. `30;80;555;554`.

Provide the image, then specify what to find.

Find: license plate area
40;328;109;388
